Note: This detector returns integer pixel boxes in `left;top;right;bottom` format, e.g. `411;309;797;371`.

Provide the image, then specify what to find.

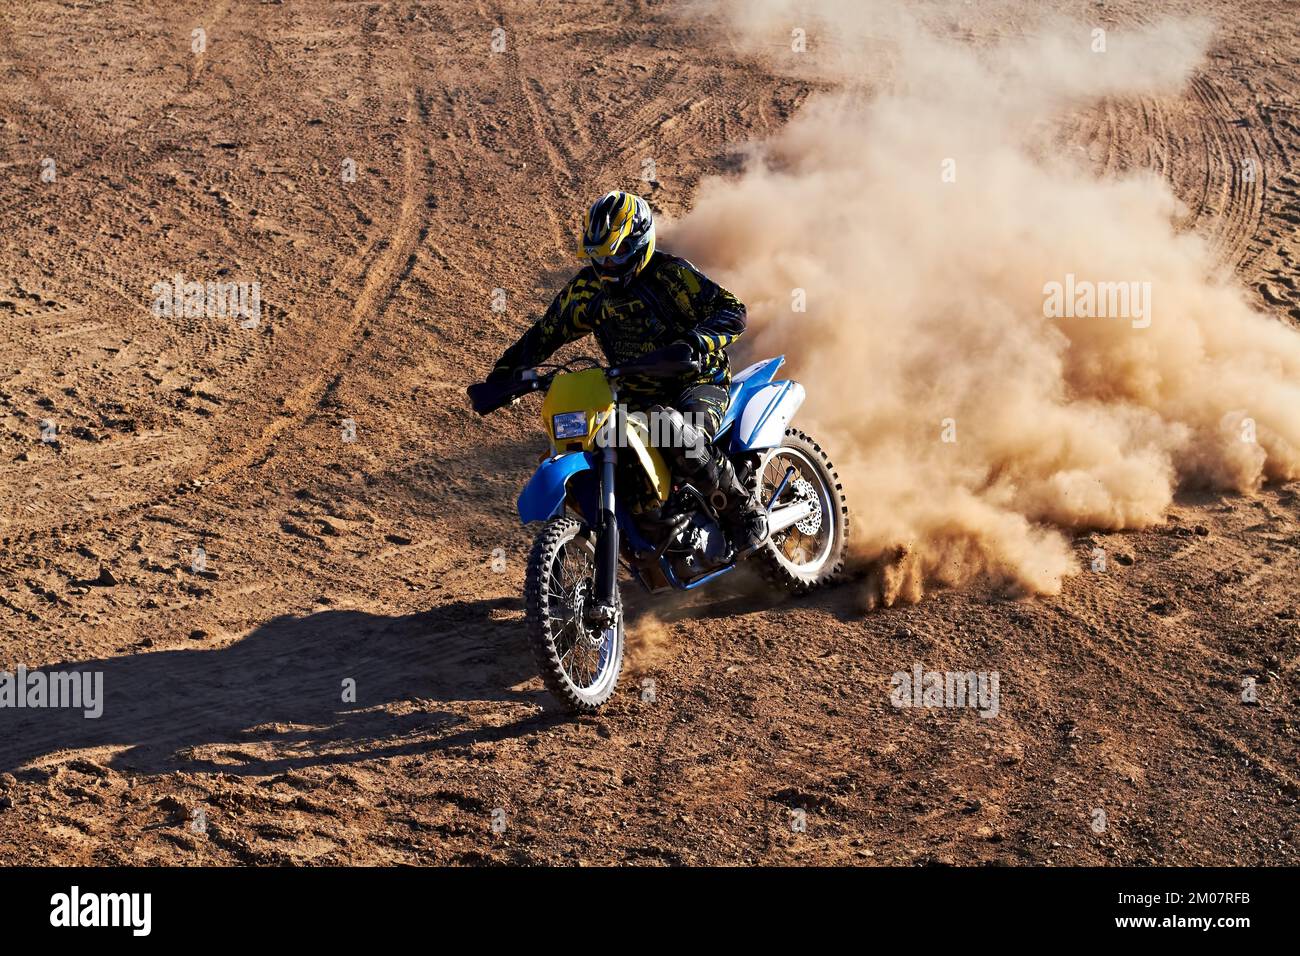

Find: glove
632;340;698;367
467;379;517;415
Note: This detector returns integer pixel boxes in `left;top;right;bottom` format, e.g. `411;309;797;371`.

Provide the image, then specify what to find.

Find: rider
475;189;768;555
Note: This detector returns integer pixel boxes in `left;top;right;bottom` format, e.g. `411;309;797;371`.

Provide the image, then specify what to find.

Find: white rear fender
731;380;805;452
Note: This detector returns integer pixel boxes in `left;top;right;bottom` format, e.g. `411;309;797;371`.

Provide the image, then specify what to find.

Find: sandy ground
0;0;1297;864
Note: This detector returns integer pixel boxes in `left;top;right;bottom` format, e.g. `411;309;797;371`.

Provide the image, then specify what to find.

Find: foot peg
728;505;770;559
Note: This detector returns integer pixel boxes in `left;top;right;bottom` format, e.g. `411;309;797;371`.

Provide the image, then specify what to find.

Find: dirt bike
468;349;849;713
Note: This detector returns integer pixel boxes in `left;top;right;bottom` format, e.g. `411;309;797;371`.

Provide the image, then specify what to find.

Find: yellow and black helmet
579;190;656;284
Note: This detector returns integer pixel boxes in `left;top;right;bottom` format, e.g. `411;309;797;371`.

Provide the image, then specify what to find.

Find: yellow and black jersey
491;252;746;404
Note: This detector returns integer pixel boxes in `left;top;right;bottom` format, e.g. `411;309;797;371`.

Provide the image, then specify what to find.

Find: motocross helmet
579;190;656;285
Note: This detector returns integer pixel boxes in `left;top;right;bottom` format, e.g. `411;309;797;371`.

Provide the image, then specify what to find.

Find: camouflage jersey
491;252;747;406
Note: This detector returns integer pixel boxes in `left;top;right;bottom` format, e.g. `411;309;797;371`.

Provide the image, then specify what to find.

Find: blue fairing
517;452;596;523
718;355;784;436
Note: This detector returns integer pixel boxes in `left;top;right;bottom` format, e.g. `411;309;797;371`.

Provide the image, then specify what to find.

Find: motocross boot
652;405;769;557
705;452;769;557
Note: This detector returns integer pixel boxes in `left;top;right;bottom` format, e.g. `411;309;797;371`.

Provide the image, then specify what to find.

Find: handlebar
467;345;702;416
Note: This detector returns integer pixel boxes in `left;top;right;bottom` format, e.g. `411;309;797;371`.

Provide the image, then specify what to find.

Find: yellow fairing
542;369;614;452
624;414;672;502
541;370;672;503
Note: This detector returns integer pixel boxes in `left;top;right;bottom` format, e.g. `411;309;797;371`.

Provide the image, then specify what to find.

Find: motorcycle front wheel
524;516;624;712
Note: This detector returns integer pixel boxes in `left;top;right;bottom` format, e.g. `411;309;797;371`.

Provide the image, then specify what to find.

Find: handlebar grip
467;380;522;415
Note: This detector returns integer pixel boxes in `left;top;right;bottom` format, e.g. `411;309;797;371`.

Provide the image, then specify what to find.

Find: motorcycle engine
666;511;730;577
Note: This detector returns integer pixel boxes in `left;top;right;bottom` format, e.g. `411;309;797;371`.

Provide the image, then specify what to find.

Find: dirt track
0;0;1297;865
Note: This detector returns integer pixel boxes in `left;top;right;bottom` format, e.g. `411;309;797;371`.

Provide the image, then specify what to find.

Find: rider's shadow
0;598;554;778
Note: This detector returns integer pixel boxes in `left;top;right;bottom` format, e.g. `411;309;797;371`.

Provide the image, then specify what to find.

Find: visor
586;244;640;268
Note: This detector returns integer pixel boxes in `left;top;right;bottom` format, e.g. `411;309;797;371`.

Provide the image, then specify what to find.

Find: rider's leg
647;385;768;555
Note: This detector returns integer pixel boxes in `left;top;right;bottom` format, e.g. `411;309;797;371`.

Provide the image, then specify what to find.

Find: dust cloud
625;613;674;676
670;0;1300;602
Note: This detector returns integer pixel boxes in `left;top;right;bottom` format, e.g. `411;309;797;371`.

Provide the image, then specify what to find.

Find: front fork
587;404;620;629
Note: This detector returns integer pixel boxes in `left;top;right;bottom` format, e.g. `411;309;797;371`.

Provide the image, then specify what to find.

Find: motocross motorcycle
468;347;849;713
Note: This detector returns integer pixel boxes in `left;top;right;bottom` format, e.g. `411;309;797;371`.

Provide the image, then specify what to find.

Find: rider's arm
660;258;746;357
489;273;598;380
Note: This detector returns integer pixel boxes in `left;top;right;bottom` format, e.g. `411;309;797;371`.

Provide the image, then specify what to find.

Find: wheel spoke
761;449;833;568
539;532;615;692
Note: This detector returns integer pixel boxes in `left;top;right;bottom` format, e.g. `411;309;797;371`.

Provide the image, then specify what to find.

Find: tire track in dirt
491;16;569;249
1188;74;1266;273
0;2;237;218
1046;593;1297;798
0;75;427;559
207;87;426;478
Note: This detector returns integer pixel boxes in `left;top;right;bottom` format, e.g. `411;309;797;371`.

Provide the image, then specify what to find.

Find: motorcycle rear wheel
524;516;624;712
753;428;850;594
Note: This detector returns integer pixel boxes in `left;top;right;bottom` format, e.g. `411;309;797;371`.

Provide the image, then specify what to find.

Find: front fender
517;452;596;524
